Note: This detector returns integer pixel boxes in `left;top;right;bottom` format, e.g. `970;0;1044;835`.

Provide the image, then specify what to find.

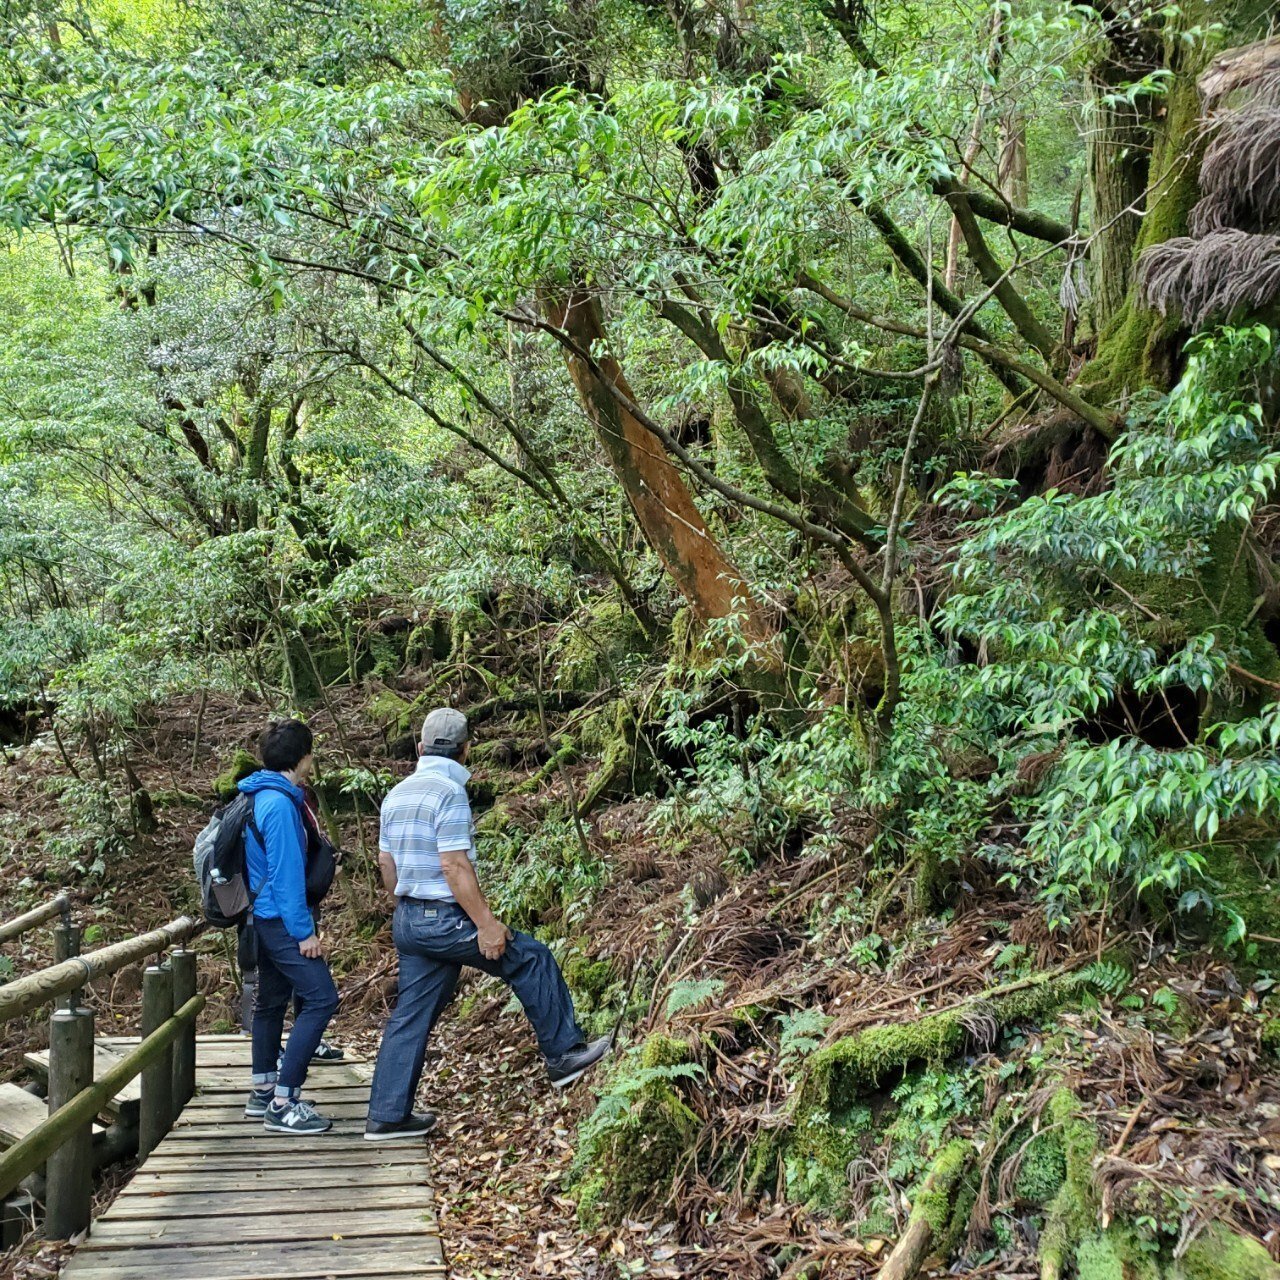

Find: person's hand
299;934;324;959
477;918;513;961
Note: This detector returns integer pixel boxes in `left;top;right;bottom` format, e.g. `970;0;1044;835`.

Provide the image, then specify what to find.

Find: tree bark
543;290;766;633
1086;22;1159;332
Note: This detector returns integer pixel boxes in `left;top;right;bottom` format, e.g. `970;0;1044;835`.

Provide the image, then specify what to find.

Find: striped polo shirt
379;756;476;901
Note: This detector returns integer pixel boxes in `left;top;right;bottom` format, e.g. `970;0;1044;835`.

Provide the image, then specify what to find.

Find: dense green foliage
1;0;1278;1272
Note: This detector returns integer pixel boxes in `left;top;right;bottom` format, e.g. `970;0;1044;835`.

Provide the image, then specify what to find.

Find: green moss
578;703;656;815
1013;1125;1069;1204
151;788;205;809
513;736;577;795
1130;525;1280;700
784;1102;873;1212
1075;1228;1160;1280
640;1034;690;1070
368;689;416;737
1198;843;1280;961
1039;1091;1102;1280
801;971;1102;1114
1177;1224;1280;1280
213;748;259;800
564;952;617;1010
550;600;646;691
909;1139;973;1249
571;1035;699;1230
1262;1016;1280;1056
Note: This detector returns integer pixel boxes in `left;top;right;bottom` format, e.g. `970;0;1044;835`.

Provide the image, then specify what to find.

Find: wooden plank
84;1206;437;1248
146;1131;399;1152
108;1184;430;1216
53;1037;443;1280
102;1035;251;1046
0;1083;49;1149
24;1046;140;1117
113;1172;430;1198
117;1165;428;1194
62;1237;444;1280
100;1047;363;1070
69;1272;441;1280
139;1147;430;1171
192;1079;370;1094
193;1064;369;1081
174;1102;371;1124
0;1082;105;1148
185;1087;373;1106
156;1130;379;1146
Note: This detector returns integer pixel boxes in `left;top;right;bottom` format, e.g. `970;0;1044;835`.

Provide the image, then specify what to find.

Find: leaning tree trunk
544;289;768;636
1087;0;1274;400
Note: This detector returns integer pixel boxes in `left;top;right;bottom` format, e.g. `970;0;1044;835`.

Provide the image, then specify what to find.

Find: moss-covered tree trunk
1086;24;1159;333
1088;0;1274;400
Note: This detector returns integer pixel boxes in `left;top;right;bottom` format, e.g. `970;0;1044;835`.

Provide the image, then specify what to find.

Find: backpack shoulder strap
240;795;267;905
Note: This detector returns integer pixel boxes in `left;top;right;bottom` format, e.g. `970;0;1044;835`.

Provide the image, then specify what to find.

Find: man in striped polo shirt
365;707;610;1140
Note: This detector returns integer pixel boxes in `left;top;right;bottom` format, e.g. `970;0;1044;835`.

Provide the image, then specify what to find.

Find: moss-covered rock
1197;842;1280;962
1176;1223;1280;1280
368;689;416;738
570;1034;700;1230
578;703;657;817
550;600;647;692
1066;1221;1280;1280
213;748;259;801
783;1101;873;1212
563;952;617;1011
1074;1227;1160;1280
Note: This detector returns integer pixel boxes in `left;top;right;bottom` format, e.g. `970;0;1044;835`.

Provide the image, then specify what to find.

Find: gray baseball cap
420;707;470;751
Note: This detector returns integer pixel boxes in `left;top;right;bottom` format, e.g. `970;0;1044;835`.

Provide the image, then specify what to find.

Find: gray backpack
192;793;264;928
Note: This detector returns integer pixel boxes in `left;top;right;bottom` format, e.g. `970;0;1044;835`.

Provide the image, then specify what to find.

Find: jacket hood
237;770;304;803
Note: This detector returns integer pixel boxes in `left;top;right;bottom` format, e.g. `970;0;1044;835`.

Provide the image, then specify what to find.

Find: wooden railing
0;895;71;949
0;908;206;1244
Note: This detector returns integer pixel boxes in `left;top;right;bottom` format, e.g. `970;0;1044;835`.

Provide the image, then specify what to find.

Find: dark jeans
367;899;583;1123
251;916;339;1092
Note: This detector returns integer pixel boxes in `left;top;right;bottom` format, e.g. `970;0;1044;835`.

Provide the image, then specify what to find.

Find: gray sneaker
244;1088;274;1118
263;1098;333;1135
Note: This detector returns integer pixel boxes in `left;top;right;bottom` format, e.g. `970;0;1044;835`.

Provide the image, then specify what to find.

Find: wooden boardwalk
61;1036;445;1280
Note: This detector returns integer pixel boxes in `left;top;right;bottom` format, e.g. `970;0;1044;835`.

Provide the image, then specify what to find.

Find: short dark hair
421;742;464;760
259;719;313;772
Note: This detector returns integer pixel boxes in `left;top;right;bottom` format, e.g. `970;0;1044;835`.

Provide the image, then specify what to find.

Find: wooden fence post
169;950;197;1110
52;920;81;1011
44;1007;95;1239
138;964;174;1160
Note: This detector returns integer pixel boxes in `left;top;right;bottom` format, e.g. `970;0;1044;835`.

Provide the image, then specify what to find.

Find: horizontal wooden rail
0;917;202;1024
0;994;205;1199
0;896;70;946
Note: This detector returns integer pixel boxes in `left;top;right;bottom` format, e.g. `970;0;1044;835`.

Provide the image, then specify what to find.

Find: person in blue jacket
239;719;338;1135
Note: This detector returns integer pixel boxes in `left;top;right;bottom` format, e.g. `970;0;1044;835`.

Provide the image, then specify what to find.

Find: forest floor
3;687;1280;1279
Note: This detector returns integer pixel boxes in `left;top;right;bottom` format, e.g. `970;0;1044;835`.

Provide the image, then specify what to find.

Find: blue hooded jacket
237;771;313;941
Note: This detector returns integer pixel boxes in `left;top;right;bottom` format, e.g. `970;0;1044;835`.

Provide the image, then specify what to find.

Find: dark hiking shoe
547;1036;612;1089
244;1087;274;1118
312;1039;345;1062
364;1112;439;1142
263;1098;333;1135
